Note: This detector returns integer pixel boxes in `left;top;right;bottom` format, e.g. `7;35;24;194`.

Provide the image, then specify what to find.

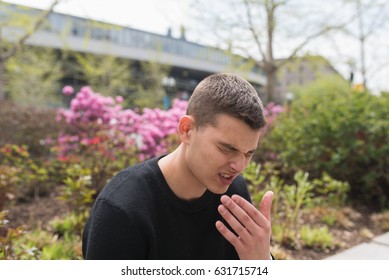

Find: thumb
260;191;274;222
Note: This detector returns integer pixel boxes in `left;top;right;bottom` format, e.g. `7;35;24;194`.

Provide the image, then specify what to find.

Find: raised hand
215;191;274;260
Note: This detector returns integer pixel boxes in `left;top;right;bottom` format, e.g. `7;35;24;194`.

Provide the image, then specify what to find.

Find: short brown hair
186;73;266;130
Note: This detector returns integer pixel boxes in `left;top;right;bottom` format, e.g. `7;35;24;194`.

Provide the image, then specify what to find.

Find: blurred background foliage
263;76;389;208
5;46;63;107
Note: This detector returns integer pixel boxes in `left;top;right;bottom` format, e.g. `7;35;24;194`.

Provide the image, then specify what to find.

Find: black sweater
82;156;252;260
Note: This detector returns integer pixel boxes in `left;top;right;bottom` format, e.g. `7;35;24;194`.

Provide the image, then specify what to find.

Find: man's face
185;114;261;194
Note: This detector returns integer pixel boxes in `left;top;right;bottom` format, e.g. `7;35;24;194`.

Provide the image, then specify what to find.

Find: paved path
325;232;389;259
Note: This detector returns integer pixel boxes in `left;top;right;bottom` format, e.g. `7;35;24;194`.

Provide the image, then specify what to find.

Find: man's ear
178;115;195;143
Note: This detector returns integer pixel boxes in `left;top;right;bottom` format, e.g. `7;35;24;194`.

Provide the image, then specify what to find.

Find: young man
82;73;274;260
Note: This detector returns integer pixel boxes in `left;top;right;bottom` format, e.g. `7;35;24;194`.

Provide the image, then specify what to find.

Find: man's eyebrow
218;142;239;151
218;142;256;154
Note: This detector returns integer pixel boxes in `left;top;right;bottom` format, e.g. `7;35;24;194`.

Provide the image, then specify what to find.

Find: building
0;2;266;99
275;55;343;103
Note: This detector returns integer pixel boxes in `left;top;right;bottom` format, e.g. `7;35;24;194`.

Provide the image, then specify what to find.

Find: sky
3;0;192;37
3;0;389;93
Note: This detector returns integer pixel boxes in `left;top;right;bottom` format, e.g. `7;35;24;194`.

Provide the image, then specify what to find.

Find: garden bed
5;191;387;260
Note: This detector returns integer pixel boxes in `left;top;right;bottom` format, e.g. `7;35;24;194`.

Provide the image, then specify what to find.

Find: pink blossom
62;85;74;96
116;96;124;103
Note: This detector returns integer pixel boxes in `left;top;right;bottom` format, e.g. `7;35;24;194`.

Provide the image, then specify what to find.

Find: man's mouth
218;173;236;186
220;173;233;179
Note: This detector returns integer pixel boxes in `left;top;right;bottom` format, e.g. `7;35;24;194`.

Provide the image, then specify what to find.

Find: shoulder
96;157;161;212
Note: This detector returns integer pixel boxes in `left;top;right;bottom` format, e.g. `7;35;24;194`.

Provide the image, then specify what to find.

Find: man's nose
229;153;249;173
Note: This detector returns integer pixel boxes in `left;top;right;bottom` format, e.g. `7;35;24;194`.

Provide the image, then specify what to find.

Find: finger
259;191;274;222
230;194;267;227
217;204;251;239
215;220;240;248
220;195;258;233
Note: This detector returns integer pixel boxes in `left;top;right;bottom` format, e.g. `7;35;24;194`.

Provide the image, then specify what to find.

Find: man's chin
207;185;230;195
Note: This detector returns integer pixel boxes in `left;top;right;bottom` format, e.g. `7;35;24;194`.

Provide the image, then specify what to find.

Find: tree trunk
360;36;367;89
265;0;276;103
0;60;5;101
357;0;367;89
265;63;277;103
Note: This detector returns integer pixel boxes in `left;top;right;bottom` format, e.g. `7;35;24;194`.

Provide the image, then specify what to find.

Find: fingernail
218;204;226;214
220;195;230;204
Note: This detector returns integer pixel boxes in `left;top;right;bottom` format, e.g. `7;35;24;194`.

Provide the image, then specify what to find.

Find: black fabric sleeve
82;198;147;260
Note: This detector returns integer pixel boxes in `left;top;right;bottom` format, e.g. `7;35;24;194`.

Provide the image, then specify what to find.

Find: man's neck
158;145;207;201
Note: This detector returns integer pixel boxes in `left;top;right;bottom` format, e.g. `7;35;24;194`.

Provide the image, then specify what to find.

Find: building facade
1;2;266;99
275;55;343;103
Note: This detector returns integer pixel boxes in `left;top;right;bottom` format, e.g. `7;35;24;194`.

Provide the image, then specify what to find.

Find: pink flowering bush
261;102;283;136
56;86;186;160
0;144;49;203
52;86;186;190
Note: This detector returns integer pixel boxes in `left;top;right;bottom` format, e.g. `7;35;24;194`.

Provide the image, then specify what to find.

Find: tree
131;60;171;109
0;0;63;101
343;0;388;90
67;51;170;109
5;45;62;107
188;0;356;102
71;52;136;97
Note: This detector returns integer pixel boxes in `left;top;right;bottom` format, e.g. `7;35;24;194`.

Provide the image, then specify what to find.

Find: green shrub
0;144;49;202
320;212;337;226
300;225;334;250
50;211;89;237
0;210;27;260
265;78;389;208
1;211;85;260
312;173;350;208
58;164;95;214
40;235;82;260
0;165;20;210
9;229;53;260
51;129;138;194
9;228;82;260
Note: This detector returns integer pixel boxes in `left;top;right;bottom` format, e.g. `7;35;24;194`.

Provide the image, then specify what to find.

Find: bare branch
278;21;351;69
243;0;266;59
1;0;63;61
365;3;388;37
